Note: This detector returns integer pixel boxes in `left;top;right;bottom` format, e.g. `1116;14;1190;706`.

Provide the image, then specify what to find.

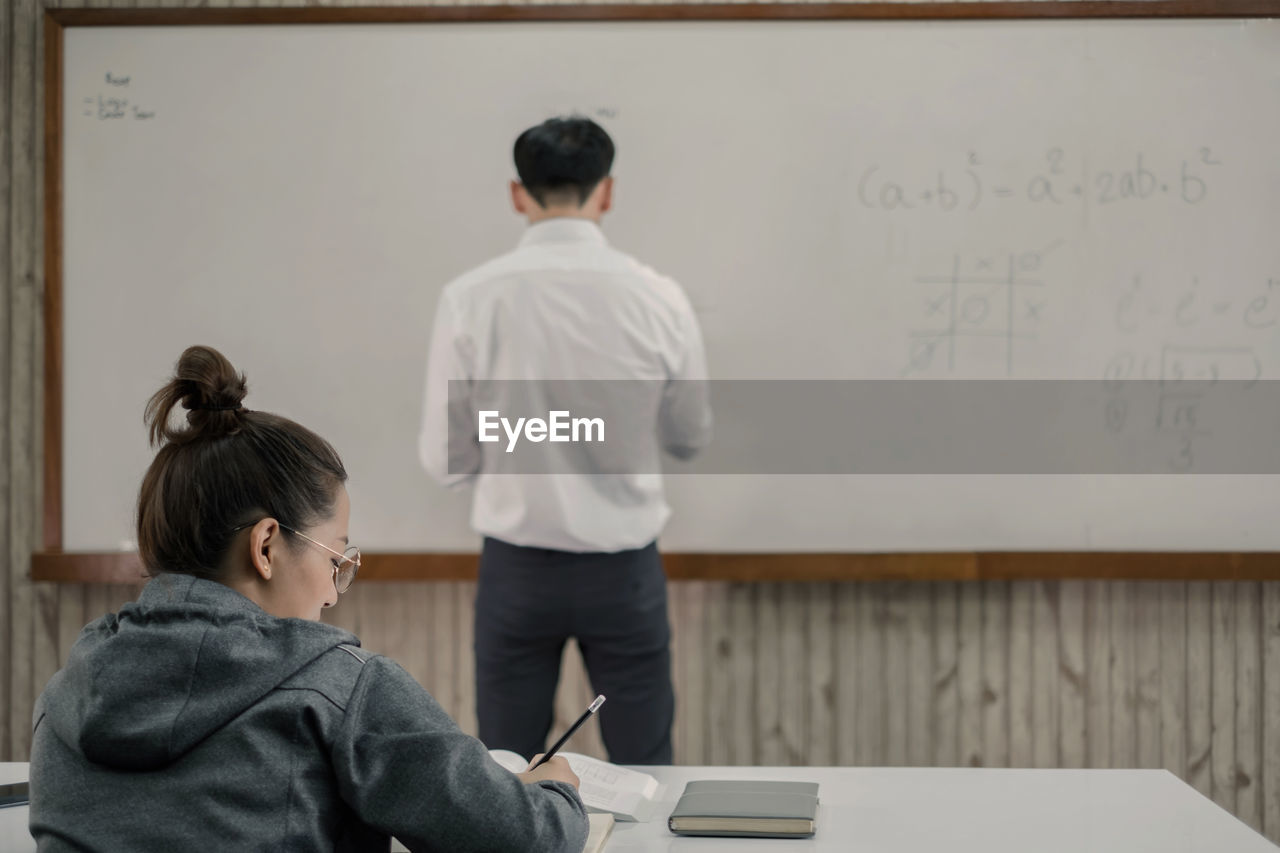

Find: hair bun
145;346;248;447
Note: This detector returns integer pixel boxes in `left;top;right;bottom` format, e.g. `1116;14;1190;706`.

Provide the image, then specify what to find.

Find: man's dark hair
513;116;615;208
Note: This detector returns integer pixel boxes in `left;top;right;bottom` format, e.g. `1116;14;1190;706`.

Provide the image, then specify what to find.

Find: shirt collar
518;217;608;248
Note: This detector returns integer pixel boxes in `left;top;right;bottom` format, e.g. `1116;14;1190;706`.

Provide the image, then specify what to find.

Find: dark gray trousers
474;536;675;765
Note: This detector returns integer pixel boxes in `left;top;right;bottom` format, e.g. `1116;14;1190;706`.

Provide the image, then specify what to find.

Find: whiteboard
60;18;1280;552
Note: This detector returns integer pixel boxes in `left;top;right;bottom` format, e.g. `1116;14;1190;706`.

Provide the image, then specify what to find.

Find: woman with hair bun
28;345;587;852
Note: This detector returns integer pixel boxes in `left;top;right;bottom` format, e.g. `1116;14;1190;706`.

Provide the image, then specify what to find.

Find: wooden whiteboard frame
36;2;1280;583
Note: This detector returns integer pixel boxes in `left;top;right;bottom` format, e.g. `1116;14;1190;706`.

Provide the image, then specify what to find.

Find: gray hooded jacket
29;573;588;852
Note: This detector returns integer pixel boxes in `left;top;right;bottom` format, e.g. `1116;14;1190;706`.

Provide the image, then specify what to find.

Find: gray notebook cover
668;780;819;838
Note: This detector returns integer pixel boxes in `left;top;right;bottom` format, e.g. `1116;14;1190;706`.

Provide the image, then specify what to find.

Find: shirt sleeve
419;290;481;487
331;655;589;853
658;294;713;460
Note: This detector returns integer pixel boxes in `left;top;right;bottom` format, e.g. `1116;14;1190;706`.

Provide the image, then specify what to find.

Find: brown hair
136;345;347;579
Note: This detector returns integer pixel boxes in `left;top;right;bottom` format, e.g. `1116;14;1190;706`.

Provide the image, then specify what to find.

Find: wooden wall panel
1057;581;1087;768
5;0;40;766
1235;583;1263;833
932;582;960;767
1263;582;1280;841
1187;581;1214;797
0;0;11;759
1212;581;1238;813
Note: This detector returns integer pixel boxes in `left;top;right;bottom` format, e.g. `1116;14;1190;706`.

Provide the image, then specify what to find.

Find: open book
489;749;665;822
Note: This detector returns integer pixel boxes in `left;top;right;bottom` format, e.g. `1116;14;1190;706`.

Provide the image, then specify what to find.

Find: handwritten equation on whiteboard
1115;275;1278;335
81;72;156;121
1103;274;1276;472
858;148;1222;212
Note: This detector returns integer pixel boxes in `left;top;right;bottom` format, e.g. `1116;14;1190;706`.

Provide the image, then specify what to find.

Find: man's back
447;219;692;382
420;218;711;552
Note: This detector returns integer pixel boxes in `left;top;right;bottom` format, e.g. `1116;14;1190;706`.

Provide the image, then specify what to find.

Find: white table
613;766;1277;852
1;764;31;853
2;762;1276;852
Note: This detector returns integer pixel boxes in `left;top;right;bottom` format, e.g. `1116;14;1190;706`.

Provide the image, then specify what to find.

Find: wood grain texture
1158;581;1188;778
805;583;835;765
1057;581;1086;769
1263;582;1280;842
906;582;933;766
1235;582;1262;832
981;581;1010;767
756;583;784;765
704;580;733;765
778;583;808;764
932;581;960;767
1008;581;1035;767
431;582;459;725
0;0;12;764
1186;581;1214;797
1084;581;1111;768
884;583;909;765
958;582;983;766
856;582;886;766
671;579;706;763
454;581;476;736
1210;581;1237;812
1132;583;1161;768
1109;580;1136;768
834;582;859;767
727;582;756;765
7;0;41;764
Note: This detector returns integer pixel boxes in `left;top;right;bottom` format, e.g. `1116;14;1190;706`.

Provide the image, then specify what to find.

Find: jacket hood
38;573;358;771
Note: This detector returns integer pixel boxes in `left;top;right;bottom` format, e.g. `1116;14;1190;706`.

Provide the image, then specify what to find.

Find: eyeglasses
231;520;361;594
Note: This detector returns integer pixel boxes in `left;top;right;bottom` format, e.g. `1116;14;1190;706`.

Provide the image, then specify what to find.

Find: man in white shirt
419;117;711;764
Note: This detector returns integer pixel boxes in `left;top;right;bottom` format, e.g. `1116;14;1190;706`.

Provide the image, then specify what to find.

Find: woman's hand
517;754;580;789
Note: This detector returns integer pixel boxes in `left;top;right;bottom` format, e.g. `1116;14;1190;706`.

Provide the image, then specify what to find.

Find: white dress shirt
419;218;712;553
